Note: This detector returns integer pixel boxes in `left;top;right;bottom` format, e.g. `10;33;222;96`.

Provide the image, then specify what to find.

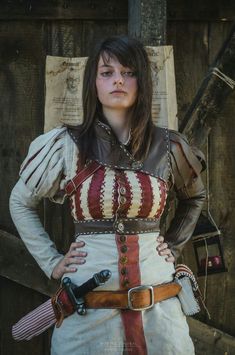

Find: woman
10;36;206;355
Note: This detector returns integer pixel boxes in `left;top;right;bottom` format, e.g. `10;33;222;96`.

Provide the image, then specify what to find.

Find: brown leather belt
74;218;160;236
52;282;181;327
84;282;181;310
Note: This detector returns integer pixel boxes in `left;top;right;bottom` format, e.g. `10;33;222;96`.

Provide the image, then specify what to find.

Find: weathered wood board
168;20;235;337
0;276;52;355
1;0;235;22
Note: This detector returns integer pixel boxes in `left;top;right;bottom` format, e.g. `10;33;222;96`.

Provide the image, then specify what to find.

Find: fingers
64;255;86;266
52;241;87;280
52;255;86;280
70;250;87;258
63;265;78;274
66;242;87;261
165;255;175;263
158;247;172;257
64;242;87;266
69;241;85;251
156;235;175;263
157;236;164;243
157;242;168;252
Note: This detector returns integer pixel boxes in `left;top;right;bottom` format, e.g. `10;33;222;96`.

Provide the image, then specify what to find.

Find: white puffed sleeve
19;126;67;201
9;126;75;279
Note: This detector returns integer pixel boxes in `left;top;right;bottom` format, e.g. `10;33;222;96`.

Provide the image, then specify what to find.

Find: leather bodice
67;120;206;258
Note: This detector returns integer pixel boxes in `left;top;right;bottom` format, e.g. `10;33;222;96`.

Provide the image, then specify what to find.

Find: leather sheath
68;120;206;259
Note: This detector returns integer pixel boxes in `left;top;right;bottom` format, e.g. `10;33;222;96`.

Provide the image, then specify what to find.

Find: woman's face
96;54;138;112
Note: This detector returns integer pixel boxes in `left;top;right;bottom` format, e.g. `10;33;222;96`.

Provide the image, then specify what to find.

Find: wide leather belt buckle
127;285;154;311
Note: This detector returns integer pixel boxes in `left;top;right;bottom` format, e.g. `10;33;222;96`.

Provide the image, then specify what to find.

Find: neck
102;107;131;144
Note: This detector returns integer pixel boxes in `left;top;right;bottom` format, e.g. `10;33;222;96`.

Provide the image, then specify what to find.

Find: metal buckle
127;285;154;311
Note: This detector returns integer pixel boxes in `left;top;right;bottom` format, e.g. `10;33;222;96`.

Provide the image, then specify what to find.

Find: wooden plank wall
0;1;235;354
167;19;235;337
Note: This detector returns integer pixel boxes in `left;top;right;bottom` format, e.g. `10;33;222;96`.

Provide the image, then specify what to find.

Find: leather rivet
121;267;127;275
117;222;124;232
121;245;128;253
120;256;128;264
122;279;130;287
131;161;141;169
119;235;126;243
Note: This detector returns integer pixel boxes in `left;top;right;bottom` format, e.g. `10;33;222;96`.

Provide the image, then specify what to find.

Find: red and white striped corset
69;165;168;222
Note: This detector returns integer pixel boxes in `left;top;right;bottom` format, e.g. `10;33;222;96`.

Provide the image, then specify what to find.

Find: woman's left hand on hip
156;236;175;263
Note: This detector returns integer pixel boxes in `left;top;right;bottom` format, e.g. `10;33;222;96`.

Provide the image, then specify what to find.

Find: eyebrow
98;64;114;68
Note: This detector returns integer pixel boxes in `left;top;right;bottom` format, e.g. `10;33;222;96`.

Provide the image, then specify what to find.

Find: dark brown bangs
100;47;137;73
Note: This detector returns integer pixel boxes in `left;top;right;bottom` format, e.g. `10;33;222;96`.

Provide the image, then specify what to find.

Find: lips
110;90;127;94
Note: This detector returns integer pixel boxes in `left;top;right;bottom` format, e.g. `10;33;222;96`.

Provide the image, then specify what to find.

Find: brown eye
122;71;136;77
100;71;113;77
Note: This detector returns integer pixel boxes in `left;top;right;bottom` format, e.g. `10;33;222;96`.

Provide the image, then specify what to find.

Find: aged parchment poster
145;46;178;130
44;46;177;132
44;56;87;132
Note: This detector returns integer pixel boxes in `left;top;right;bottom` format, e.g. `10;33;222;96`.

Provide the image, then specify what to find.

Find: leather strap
65;160;101;196
74;218;160;235
83;282;181;309
52;282;181;327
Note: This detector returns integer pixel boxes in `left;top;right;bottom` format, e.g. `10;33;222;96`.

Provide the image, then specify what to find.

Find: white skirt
51;233;194;355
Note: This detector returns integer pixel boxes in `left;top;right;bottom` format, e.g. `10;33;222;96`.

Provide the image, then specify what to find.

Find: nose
113;72;124;86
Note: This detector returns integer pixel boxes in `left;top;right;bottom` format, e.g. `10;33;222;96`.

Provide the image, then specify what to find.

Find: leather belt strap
83;282;181;310
74;218;160;235
65;161;101;196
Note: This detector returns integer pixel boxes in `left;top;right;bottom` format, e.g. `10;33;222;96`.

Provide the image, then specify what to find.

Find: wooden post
128;0;176;236
128;0;167;45
180;23;235;147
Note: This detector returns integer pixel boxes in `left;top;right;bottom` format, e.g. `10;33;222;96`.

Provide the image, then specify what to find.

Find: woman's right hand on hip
52;241;87;280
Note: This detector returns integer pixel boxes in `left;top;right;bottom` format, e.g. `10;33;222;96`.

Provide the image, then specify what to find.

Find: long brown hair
69;36;153;166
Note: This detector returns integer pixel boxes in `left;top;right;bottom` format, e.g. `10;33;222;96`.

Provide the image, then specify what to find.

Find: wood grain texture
0;230;59;296
1;0;234;22
188;317;235;355
0;21;56;355
0;21;46;232
167;21;209;127
81;20;127;56
128;0;166;45
0;0;128;20
180;23;235;147
168;0;235;22
204;22;235;336
168;20;235;337
0;276;52;355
